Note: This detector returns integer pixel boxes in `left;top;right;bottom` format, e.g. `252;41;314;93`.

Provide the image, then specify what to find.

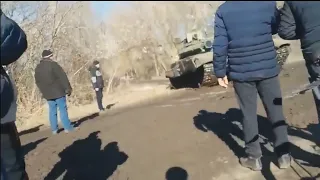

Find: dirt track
20;62;320;180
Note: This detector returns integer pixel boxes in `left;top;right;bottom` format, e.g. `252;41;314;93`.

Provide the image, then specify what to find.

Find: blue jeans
47;96;73;132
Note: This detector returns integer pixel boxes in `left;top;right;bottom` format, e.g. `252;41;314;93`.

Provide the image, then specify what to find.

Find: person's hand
95;88;99;91
218;76;229;88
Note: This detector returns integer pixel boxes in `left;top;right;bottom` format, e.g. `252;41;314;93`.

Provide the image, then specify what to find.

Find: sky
90;1;119;21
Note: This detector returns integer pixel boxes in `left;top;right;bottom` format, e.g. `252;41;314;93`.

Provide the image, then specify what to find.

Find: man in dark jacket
89;60;105;111
34;50;75;134
278;1;320;138
1;9;29;180
213;2;291;171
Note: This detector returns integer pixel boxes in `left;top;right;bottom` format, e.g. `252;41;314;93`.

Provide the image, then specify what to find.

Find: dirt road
20;62;320;180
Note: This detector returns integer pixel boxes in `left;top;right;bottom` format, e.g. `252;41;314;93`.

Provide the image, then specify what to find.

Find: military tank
165;30;292;89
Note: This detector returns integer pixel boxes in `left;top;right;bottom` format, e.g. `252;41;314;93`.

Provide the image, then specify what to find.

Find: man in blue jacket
1;9;29;180
213;2;291;171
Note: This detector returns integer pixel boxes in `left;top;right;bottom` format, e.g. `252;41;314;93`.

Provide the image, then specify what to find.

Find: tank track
276;45;291;67
199;45;291;87
201;63;218;87
169;45;291;89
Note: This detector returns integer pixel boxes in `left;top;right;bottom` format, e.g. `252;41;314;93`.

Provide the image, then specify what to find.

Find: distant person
88;60;105;112
34;50;76;134
278;2;320;129
213;2;291;171
1;9;29;180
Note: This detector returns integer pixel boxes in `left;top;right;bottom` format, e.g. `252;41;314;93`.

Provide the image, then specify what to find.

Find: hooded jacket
1;10;27;119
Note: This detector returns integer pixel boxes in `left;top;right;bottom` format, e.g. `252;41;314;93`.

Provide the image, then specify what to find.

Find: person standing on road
89;60;105;112
1;9;29;180
34;50;76;135
278;1;320;135
213;2;291;171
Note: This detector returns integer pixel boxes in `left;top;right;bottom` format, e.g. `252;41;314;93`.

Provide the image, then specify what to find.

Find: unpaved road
20;62;320;180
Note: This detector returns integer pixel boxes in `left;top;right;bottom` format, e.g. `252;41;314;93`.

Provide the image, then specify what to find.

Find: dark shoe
239;156;262;171
278;153;291;169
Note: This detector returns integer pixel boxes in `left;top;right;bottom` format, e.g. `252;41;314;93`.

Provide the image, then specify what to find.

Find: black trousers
1;122;28;180
233;76;290;158
95;88;104;110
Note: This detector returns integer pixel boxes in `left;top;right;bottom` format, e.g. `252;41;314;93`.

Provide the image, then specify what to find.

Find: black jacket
278;1;320;63
88;65;104;89
34;59;72;100
1;10;27;118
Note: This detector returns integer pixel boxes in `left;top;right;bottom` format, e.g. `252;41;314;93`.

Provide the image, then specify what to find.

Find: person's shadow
165;167;188;180
44;131;128;180
193;108;320;180
23;137;47;156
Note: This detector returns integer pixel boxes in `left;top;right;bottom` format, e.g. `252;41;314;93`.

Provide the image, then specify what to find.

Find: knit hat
93;60;99;65
42;50;53;58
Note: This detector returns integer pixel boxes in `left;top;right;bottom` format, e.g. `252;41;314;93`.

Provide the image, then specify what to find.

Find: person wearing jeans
213;2;291;171
47;96;74;134
89;60;105;112
35;50;75;134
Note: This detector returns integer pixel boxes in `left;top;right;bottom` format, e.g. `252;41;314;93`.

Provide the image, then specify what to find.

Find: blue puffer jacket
213;1;280;82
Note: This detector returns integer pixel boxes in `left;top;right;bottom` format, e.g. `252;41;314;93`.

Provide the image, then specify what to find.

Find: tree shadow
193;108;320;180
22;137;47;156
18;124;44;136
44;131;128;180
165;167;188;180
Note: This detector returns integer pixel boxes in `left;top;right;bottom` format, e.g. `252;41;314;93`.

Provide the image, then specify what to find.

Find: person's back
214;1;279;82
278;2;320;55
34;50;75;135
213;2;291;171
35;59;64;100
34;52;72;100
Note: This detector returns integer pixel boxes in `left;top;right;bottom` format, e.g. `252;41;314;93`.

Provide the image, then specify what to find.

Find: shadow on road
165;167;188;180
106;103;117;110
19;124;44;136
193;108;320;180
72;112;100;128
70;102;118;130
23;137;47;156
44;131;128;180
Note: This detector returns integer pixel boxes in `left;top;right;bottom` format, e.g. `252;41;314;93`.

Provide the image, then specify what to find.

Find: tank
165;30;292;89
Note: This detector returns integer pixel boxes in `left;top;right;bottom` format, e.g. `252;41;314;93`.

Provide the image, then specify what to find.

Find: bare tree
1;1;224;122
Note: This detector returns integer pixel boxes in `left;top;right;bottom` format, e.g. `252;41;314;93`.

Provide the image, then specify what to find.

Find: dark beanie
93;60;99;65
42;50;53;58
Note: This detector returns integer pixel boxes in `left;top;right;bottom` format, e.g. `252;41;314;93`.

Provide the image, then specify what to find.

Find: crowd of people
1;1;319;179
